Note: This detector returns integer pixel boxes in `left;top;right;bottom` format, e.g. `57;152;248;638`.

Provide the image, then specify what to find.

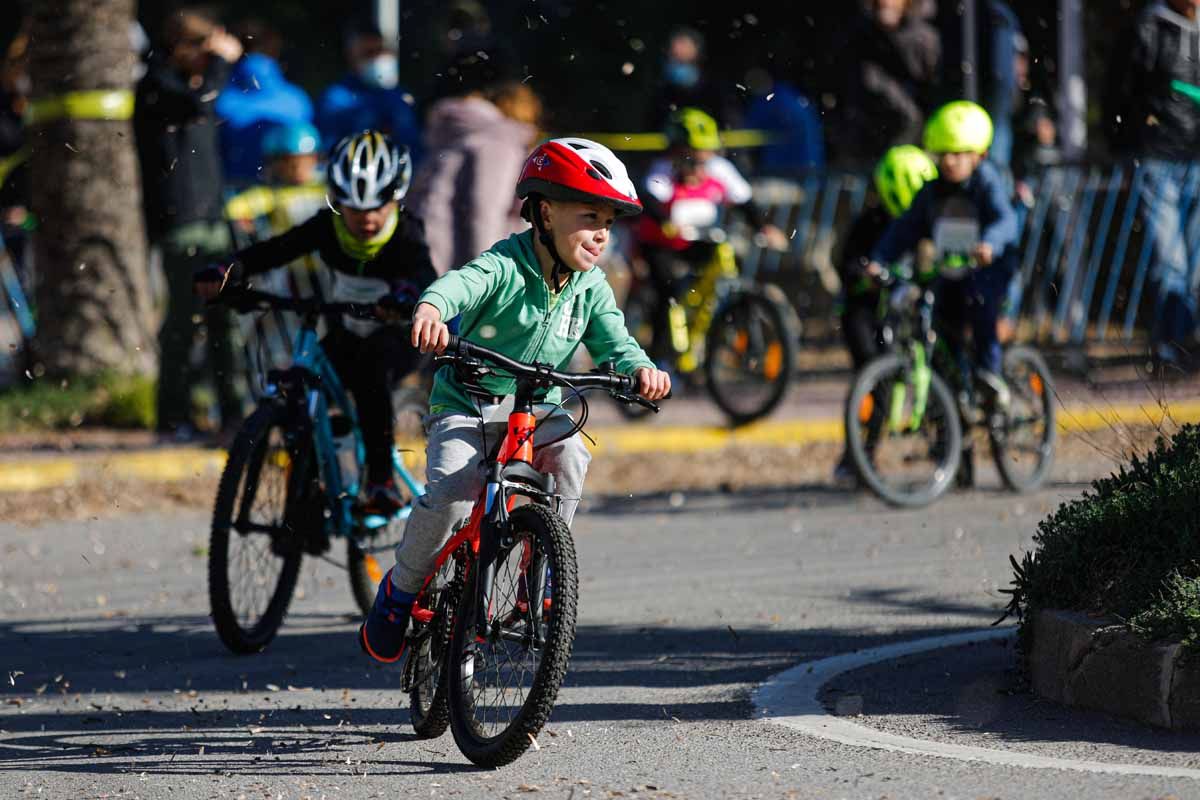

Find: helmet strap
530;197;568;293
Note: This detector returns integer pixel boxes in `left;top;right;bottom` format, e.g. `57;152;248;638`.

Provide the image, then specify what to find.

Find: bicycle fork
888;343;933;433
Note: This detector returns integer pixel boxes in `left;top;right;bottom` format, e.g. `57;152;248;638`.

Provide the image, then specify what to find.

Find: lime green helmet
665;107;722;151
922;101;994;154
874;145;938;218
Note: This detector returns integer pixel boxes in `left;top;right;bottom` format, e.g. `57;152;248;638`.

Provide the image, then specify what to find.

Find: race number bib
932;217;980;259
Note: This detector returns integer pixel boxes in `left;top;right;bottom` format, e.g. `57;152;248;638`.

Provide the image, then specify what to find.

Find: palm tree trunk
26;0;156;378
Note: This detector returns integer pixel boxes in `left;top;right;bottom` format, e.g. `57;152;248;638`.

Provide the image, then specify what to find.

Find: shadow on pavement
0;610;976;775
821;635;1200;759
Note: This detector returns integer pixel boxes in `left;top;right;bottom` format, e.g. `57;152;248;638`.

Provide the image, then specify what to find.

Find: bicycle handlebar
438;334;664;411
210;286;412;323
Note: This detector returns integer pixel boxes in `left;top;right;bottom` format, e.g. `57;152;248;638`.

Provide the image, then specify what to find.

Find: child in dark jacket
867;101;1019;381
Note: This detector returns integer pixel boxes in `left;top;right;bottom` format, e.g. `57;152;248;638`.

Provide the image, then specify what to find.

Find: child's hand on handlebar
759;224;790;252
973;242;994;266
635;366;672;401
411;302;450;353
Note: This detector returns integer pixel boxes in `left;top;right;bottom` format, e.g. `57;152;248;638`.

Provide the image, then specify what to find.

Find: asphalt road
2;471;1198;799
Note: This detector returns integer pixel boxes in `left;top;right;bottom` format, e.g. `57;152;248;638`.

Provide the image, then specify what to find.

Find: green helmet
874;145;938;218
922;101;994;154
665;107;722;151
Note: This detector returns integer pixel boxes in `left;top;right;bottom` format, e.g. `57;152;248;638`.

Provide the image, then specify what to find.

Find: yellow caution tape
26;89;135;126
0;145;29;190
572;128;776;152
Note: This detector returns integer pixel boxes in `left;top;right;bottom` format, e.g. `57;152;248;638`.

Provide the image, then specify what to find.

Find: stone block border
1030;609;1200;730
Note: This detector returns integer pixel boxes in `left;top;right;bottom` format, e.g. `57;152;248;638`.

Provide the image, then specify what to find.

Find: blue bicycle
207;287;424;654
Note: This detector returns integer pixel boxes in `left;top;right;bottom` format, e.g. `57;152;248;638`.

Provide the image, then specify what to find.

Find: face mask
664;60;700;89
359;53;399;90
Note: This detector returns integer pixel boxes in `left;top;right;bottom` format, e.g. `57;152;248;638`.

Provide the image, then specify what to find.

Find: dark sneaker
358;568;413;663
362;480;405;516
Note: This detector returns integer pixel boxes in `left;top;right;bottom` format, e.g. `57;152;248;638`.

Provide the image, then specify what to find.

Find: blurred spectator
981;1;1025;171
406;48;535;274
1104;0;1200;371
215;19;313;185
830;0;941;165
743;68;824;176
645;27;741;130
316;21;421;163
134;6;245;437
1014;99;1062;179
0;18;31;277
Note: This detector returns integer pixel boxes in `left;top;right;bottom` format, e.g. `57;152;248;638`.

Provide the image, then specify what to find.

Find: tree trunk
27;0;156;378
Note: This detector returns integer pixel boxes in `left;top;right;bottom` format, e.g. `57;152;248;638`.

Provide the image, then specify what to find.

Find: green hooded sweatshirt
419;230;655;416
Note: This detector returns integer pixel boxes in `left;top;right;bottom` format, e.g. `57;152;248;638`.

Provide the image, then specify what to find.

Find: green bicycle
844;259;1057;508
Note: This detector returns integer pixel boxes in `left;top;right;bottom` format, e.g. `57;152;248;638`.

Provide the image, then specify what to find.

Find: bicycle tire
447;504;579;767
845;352;963;508
208;404;305;654
406;553;464;739
990;345;1057;493
704;285;796;427
348;386;426;616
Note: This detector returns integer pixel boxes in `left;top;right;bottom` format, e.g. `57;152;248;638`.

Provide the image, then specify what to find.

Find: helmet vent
567;141;587;150
589;160;613;179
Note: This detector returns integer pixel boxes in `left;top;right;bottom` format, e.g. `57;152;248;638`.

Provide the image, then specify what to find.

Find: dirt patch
0;424;1174;526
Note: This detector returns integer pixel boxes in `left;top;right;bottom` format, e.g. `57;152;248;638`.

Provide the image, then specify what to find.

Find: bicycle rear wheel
208;404;309;654
348;385;427;615
405;549;466;739
845;353;962;508
990;345;1057;492
704;287;795;426
447;504;579;767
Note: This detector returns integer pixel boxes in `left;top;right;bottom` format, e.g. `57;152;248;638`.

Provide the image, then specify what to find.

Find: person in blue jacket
316;22;421;164
866;101;1018;386
216;51;313;185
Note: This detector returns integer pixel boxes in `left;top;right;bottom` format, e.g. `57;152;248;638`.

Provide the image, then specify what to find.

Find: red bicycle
398;334;662;767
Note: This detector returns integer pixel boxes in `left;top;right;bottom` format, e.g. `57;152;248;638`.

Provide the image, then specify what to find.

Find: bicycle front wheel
447;504;579;767
990;345;1057;493
845;353;962;508
704;287;796;427
208;404;308;654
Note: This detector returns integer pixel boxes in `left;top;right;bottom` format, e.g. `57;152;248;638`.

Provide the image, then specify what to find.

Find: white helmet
327;130;412;210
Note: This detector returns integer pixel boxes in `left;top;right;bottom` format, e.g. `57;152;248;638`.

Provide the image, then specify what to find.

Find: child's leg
967;267;1011;375
324;327;417;485
390;413;490;594
529;411;592;526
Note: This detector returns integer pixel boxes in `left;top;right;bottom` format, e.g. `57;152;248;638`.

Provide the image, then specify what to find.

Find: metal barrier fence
740;162;1189;349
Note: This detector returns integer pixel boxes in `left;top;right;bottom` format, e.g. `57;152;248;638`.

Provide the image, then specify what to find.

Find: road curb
0;398;1197;494
755;627;1200;778
1030;609;1200;731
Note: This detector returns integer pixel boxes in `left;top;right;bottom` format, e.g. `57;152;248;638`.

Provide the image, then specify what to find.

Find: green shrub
1128;571;1200;651
0;373;156;431
1001;424;1200;651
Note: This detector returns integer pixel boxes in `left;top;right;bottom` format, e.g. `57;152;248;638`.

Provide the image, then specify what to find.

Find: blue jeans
937;256;1017;375
1137;160;1200;355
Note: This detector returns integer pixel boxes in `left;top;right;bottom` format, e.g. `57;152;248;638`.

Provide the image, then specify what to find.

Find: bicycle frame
408;377;558;642
670;240;742;373
258;311;423;541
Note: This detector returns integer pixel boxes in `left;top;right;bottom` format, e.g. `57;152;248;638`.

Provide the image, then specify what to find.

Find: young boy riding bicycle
196;130;436;514
360;137;671;662
864;101;1020;484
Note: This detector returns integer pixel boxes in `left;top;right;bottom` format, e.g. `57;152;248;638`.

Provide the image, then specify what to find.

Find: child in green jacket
360;138;671;661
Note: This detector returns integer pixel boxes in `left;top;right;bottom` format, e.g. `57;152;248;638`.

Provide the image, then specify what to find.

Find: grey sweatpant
390;407;590;594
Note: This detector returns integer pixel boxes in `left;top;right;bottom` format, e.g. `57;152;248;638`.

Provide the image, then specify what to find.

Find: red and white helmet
517;137;642;218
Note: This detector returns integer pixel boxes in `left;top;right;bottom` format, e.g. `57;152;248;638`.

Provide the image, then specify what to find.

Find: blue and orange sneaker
358;568;414;663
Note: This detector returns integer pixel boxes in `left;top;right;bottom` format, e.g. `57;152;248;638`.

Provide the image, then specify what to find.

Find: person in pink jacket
405;48;539;274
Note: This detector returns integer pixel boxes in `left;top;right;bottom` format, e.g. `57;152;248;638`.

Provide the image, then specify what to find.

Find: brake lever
613;392;660;414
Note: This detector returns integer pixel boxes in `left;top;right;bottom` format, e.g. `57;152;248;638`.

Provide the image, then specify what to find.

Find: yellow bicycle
625;224;797;426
